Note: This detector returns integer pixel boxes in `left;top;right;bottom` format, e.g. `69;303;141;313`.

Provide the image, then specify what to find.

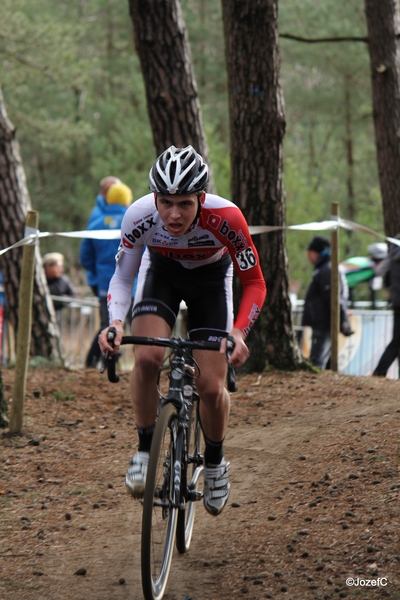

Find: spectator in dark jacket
80;182;133;368
373;235;400;376
302;235;352;368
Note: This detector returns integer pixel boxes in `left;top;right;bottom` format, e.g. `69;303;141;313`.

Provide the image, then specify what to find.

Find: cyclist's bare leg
194;349;231;515
193;349;230;443
130;314;171;428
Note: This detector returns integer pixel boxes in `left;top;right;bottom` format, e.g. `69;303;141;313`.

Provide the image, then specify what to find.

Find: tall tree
0;87;59;357
365;0;400;238
221;0;302;370
128;0;216;191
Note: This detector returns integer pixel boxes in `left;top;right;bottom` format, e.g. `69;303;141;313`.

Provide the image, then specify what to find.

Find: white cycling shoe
125;451;149;498
203;460;231;516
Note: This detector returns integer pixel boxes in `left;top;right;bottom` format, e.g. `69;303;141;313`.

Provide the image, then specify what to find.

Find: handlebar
100;327;237;391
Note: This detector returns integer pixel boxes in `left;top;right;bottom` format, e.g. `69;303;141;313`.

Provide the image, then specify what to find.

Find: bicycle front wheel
141;403;179;600
176;397;203;554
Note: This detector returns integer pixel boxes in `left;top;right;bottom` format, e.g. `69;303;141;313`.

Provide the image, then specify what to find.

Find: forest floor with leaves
1;365;400;600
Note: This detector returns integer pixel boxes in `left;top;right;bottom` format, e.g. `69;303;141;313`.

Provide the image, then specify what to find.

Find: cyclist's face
156;193;199;237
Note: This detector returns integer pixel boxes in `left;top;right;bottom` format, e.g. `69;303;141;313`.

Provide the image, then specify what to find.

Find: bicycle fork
168;355;203;509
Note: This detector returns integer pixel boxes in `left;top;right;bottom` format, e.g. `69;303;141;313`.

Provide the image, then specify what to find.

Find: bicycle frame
102;332;235;600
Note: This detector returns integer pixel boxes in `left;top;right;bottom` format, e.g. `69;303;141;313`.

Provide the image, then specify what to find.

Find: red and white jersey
110;193;266;335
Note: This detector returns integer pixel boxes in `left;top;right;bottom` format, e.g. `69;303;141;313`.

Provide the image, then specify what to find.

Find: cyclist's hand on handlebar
98;320;124;356
220;328;249;368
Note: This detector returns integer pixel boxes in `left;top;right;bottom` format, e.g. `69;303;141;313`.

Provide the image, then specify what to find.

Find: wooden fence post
330;202;340;372
9;210;38;434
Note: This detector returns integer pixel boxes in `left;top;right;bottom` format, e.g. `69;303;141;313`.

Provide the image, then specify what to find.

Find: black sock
137;425;155;452
204;436;224;466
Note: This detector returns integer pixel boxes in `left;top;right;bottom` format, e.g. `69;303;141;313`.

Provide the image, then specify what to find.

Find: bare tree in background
0;87;58;357
365;0;400;237
221;0;302;370
128;0;215;191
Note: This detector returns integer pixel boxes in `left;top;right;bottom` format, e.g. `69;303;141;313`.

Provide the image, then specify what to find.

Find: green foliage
278;0;383;297
1;0;153;265
0;0;385;299
182;0;229;145
53;389;76;402
284;157;325;293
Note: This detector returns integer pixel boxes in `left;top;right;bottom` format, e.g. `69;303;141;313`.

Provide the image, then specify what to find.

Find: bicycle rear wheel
176;396;203;554
141;403;179;600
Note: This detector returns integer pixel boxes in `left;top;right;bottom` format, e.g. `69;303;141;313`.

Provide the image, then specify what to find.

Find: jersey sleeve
107;246;142;323
107;203;146;322
204;205;266;336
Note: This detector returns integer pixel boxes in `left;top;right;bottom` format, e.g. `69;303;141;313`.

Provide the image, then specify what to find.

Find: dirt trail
1;367;399;599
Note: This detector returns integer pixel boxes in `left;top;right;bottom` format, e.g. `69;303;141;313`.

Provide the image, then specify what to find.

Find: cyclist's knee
196;377;225;403
134;349;163;378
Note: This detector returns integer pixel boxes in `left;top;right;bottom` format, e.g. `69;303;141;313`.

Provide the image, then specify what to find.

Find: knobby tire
141;403;179;600
175;396;203;554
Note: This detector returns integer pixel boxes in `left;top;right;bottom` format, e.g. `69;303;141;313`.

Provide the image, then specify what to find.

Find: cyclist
99;145;266;516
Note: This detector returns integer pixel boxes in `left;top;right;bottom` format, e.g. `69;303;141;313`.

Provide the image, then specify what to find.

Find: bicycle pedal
187;489;203;501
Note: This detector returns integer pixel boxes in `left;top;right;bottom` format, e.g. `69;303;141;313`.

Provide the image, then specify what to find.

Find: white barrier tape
0;234;39;255
1;218;400;256
0;228;121;256
248;217;400;247
24;226;39;243
49;229;121;240
248;220;337;235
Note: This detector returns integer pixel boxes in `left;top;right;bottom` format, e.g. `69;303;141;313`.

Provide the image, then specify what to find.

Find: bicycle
102;328;236;600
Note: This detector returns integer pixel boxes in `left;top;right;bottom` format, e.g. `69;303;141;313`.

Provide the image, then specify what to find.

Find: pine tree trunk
221;0;302;370
128;0;216;192
0;87;59;358
365;0;400;237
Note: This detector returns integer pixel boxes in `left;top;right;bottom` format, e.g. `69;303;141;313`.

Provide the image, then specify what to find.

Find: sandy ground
1;366;400;600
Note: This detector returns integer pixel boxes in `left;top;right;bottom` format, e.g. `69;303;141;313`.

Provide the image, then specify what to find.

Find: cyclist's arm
211;205;266;337
99;248;142;355
107;250;141;322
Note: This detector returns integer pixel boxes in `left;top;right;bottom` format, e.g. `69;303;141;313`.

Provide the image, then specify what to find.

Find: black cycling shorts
132;248;234;341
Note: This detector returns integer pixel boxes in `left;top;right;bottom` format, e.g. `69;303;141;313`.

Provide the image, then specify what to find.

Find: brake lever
226;335;238;393
100;326;120;383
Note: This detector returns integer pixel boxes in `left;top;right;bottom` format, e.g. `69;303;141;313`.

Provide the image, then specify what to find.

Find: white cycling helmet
149;145;209;195
368;242;388;261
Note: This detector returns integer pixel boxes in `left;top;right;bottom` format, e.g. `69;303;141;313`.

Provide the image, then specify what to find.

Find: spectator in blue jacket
80;182;132;368
85;176;121;295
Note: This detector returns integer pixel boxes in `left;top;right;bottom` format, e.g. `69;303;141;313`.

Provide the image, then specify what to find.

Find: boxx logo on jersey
207;214;248;253
124;216;156;246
